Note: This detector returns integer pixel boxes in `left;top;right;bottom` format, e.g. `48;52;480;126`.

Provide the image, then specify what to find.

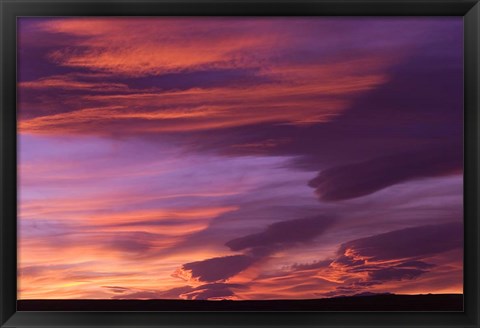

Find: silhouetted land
17;294;462;311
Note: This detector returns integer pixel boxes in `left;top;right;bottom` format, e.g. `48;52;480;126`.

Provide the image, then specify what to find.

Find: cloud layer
17;17;463;301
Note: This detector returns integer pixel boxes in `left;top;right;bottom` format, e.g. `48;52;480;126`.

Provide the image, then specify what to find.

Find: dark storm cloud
226;216;335;252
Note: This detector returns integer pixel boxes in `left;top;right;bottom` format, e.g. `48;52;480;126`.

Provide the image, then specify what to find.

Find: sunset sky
17;17;463;301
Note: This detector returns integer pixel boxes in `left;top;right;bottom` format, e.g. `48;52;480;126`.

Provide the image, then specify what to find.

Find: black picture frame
1;0;479;327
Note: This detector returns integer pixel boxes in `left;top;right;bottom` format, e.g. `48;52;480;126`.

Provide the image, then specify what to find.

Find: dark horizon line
17;294;464;312
18;293;463;302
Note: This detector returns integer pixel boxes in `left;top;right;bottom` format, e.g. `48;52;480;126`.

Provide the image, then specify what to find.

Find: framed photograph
1;0;479;327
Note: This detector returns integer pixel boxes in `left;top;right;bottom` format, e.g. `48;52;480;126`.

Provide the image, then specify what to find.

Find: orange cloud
19;18;399;136
19;74;129;91
19;73;387;135
38;18;277;76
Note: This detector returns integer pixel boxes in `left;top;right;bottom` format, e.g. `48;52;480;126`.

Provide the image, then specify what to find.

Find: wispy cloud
17;17;463;300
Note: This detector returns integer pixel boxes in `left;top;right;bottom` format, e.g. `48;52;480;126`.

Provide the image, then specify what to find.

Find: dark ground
17;294;463;311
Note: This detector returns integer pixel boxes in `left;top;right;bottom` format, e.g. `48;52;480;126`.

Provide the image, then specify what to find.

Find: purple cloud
111;286;195;299
177;255;257;283
308;144;460;201
181;283;247;300
107;231;160;255
271;221;463;297
368;268;427;282
336;221;462;262
183;22;462;201
226;216;335;252
175;216;335;284
321;222;462;294
102;286;130;294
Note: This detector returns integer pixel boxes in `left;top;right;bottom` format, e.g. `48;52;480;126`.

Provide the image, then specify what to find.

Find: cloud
290;259;333;271
174;216;335;287
101;286;130;294
321;222;463;295
19;263;82;278
173;217;461;297
108;232;157;254
335;221;462;262
38;18;275;76
18;75;381;135
173;255;257;283
165;20;462;202
32;17;410;77
111;286;194;299
180;283;247;300
19;74;129;92
18;17;462;201
226;215;335;252
17;17;463;300
238;221;462;299
394;261;435;269
19;18;463;206
367;268;426;281
308;144;461;201
19;18;404;134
